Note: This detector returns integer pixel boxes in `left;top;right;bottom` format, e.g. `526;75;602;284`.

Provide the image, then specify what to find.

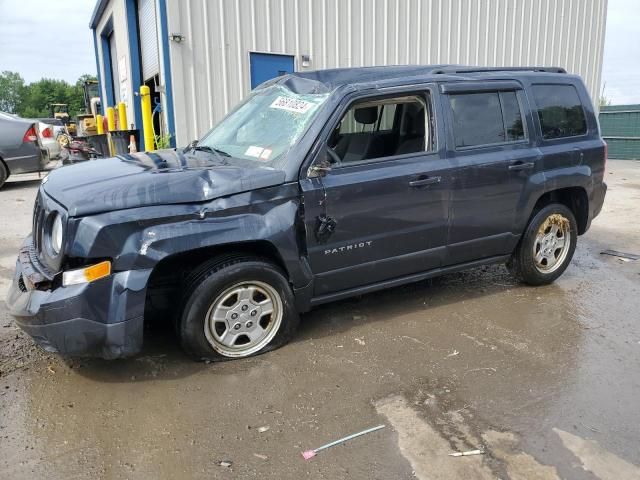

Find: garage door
138;0;159;81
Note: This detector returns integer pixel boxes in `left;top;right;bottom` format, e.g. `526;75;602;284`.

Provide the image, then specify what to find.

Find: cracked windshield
198;85;329;168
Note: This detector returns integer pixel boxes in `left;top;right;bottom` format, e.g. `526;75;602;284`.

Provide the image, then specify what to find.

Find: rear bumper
593;181;607;218
5;238;151;359
4;148;48;174
584;181;607;233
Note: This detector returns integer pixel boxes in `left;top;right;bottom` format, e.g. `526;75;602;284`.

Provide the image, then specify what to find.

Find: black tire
507;203;578;286
0;161;8;189
178;255;299;361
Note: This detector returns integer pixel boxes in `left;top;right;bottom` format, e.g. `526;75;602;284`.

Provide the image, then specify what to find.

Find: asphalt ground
1;160;639;479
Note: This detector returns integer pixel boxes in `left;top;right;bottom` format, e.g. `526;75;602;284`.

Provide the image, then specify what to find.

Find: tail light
41;127;53;138
23;126;38;143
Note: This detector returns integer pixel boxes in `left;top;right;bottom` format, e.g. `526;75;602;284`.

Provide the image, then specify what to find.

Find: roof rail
430;66;567;75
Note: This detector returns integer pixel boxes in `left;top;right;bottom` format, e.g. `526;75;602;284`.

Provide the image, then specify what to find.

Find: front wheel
179;256;299;361
507;204;578;286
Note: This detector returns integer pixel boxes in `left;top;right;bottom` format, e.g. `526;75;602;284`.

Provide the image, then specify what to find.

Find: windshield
197;84;329;169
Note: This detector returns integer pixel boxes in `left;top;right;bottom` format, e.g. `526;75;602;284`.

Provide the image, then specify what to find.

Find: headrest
404;104;425;136
354;106;378;125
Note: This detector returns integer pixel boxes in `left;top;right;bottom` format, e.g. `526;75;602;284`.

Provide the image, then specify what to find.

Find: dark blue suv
6;65;607;361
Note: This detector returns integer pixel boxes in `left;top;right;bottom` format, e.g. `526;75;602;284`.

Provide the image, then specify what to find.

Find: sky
0;0;638;104
600;0;640;104
0;0;96;85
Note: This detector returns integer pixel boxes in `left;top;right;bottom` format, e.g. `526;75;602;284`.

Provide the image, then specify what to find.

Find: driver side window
328;93;434;164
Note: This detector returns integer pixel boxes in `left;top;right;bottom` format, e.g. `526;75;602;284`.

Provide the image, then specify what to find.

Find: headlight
50;213;63;255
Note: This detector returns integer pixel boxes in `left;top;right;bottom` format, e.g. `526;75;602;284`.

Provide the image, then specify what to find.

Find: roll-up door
138;0;159;81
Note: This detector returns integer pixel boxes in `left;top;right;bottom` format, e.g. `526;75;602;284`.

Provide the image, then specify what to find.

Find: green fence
599;104;640;160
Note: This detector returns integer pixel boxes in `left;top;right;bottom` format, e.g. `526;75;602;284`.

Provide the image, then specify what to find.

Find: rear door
300;86;450;296
442;81;541;265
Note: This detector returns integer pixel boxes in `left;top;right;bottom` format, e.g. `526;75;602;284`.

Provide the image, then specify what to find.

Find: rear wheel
179;256;299;361
508;204;577;285
0;161;8;189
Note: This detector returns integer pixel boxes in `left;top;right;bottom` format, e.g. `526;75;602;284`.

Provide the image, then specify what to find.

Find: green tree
20;78;73;118
75;74;97;88
599;95;611;107
0;71;26;114
13;74;97;119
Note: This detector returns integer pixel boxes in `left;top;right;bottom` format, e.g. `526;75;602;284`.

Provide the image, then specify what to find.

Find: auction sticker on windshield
270;96;314;114
244;146;264;157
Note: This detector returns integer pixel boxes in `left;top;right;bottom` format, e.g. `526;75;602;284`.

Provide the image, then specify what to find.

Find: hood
42;149;286;216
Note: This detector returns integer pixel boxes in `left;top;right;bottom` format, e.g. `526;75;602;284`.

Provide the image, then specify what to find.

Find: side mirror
309;162;332;177
308;145;335;178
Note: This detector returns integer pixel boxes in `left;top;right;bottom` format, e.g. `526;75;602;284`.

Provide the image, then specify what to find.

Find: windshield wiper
195;145;231;157
189;144;231;164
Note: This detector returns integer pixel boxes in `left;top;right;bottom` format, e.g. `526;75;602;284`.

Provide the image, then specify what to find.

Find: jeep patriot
6;65;607;360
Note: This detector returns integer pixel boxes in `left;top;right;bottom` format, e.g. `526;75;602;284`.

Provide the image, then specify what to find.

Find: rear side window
449;91;526;148
532;84;587;139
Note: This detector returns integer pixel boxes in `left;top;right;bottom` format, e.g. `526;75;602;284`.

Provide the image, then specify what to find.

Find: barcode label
269;96;314;114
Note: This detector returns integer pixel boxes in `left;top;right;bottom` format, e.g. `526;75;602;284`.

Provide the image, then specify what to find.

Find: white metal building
90;0;608;148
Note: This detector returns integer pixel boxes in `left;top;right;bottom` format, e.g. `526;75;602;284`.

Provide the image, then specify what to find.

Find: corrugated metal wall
599;105;640;160
165;0;608;145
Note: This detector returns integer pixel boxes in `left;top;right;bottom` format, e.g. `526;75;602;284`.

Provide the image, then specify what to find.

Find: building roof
291;64;568;90
89;0;110;29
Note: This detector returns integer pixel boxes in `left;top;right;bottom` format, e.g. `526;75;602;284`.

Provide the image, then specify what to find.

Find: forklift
56;81;105;164
76;80;101;137
49;103;77;135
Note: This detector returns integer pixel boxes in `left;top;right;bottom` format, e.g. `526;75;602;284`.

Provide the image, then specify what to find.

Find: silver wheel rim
204;281;283;357
533;213;571;274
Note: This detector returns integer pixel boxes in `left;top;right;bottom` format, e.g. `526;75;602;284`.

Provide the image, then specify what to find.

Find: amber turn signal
62;261;112;287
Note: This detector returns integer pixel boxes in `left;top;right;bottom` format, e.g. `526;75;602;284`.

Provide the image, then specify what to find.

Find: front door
442;84;541;264
300;88;450;296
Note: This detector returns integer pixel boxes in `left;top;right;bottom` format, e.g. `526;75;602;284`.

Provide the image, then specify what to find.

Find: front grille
18;275;27;293
32;192;46;254
29;189;66;276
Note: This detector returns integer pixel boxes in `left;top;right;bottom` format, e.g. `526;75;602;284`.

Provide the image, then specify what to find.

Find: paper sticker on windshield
270;96;314;114
260;148;272;160
245;145;264;157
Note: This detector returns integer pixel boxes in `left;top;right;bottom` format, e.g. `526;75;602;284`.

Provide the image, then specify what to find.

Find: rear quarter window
532;84;587;139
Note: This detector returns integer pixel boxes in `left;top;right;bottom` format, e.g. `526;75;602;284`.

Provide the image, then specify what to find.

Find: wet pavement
1;161;639;479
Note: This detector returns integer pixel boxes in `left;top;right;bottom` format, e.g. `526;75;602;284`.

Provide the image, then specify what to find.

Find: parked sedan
0;114;48;188
37;118;65;160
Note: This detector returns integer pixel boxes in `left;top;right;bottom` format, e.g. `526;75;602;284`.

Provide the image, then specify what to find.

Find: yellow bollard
140;85;154;151
117;102;128;131
96;114;104;134
106;107;116;132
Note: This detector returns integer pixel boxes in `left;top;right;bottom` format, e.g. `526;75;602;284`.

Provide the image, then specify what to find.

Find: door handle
508;161;535;171
409;176;441;187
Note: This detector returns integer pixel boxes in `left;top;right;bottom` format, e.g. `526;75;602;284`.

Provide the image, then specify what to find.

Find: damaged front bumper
5;236;151;359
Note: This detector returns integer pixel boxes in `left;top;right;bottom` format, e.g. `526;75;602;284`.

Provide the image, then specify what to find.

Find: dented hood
42;149;286;216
